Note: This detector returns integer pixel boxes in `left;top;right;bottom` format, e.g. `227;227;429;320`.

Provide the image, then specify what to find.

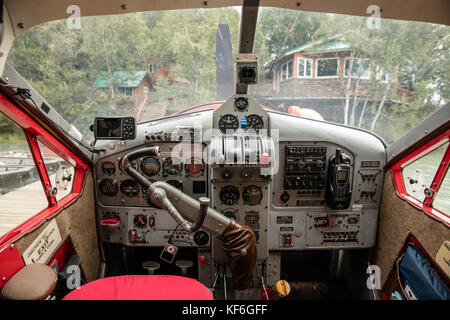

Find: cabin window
148;63;157;73
376;67;390;82
402;142;448;204
286;60;293;79
119;87;133;96
38;140;75;202
297;58;312;78
280;60;293;81
316;58;338;78
281;63;287;81
433;171;450;214
143;86;149;94
0;113;48;237
344;58;370;79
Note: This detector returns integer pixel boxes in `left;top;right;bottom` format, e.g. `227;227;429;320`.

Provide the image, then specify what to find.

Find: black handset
325;149;352;209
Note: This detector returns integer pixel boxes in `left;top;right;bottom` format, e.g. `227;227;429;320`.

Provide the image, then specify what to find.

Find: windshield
5;7;450;144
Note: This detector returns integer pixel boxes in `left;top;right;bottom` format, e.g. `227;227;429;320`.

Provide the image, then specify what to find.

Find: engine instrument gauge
134;214;147;228
242;185;263;206
162;157;183;176
193;231;209;246
244;211;260;225
219;185;240;206
218;114;239;133
120;179;140;197
120;159;138;173
140;156;160;177
185;157;205;177
222;209;238;220
101;161;116;175
167;180;183;191
234;97;249;111
246;114;264;131
240;168;252;181
99;179;118;197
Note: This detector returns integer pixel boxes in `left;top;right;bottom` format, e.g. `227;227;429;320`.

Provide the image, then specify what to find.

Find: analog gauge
162;157;183;176
185;157;205;178
140;156;160;177
246;114;264;131
244;211;260;225
240;168;252;181
218;114;239;133
167;179;183;191
221;168;233;181
234;97;249;111
219;185;240;206
101;161;115;175
222;209;238;220
193;231;209;246
120;179;140;197
120;159;138;173
242;185;263;206
99;179;118;197
134;214;147;228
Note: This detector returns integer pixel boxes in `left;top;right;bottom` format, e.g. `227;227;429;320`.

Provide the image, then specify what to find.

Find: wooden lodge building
251;37;411;123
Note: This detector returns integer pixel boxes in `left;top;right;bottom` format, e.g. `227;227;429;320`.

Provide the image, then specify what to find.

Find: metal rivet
296;2;301;6
10;244;14;249
121;4;127;10
203;1;208;6
17;23;24;29
2;277;6;282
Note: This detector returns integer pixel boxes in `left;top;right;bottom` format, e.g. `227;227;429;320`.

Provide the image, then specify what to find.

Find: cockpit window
5;7;449;144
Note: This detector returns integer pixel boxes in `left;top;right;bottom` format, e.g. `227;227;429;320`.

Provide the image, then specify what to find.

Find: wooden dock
0;171;73;237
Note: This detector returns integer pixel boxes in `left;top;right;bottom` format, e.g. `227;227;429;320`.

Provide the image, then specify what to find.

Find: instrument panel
93;94;386;256
95;142;210;247
96;143;207;207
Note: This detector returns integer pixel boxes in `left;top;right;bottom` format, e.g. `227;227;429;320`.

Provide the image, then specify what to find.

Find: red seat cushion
63;275;213;300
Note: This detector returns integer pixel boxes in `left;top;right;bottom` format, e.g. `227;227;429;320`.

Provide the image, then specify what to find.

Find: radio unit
285;145;327;174
284;145;327;191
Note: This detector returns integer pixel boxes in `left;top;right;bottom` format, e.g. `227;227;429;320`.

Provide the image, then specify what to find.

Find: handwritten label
23;220;62;265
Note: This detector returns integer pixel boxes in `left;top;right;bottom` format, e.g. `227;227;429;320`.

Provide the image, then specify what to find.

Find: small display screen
96;118;122;138
337;170;348;183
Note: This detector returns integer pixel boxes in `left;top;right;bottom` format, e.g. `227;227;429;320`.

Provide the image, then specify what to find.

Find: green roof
303;39;352;53
283;39;353;57
93;71;147;88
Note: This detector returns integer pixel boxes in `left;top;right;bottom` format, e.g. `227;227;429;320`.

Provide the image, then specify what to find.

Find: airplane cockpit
0;0;448;304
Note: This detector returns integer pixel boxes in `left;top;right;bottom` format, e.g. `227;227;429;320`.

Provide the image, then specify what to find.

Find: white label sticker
404;284;418;300
22;220;62;265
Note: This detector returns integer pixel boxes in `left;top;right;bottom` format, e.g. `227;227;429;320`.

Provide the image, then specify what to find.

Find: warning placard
22;219;62;265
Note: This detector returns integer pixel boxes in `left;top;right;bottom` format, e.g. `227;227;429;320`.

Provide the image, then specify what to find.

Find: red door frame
390;128;450;225
0;93;91;250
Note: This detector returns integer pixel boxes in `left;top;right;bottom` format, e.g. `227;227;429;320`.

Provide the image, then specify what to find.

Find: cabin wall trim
374;170;450;286
0;92;91;250
389;128;450;226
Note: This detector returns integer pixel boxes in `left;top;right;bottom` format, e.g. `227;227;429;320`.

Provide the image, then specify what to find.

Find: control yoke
120;146;207;233
120;146;258;290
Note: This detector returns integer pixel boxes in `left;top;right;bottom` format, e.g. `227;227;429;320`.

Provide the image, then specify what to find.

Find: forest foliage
2;7;449;144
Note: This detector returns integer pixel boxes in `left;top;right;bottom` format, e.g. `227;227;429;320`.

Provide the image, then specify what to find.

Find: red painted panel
48;239;74;272
390;129;450;224
0;92;90;249
0;245;25;289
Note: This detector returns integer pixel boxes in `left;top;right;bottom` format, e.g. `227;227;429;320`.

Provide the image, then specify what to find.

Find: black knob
280;191;290;203
221;169;232;181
